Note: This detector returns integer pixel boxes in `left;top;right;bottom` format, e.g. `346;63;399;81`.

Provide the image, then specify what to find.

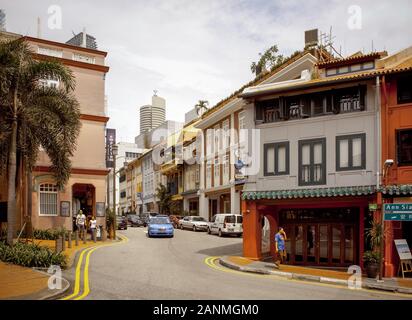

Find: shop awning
242;185;376;200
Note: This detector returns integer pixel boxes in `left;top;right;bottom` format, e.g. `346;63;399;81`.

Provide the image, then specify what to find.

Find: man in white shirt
76;210;86;239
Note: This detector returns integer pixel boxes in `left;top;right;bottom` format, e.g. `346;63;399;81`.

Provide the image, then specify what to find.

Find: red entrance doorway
280;207;359;267
72;184;95;222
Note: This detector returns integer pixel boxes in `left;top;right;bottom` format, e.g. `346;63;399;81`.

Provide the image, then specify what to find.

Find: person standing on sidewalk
90;216;97;241
275;227;287;266
76;210;86;240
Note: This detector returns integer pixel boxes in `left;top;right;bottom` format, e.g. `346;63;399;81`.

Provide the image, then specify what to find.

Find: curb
219;257;412;295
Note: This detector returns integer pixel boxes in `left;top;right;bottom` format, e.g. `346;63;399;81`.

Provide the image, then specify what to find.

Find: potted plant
364;220;385;279
363;250;380;278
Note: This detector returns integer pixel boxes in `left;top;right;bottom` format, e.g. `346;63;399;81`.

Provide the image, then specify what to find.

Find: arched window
39;183;58;215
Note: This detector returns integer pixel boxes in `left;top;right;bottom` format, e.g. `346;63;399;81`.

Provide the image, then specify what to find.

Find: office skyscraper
139;94;166;134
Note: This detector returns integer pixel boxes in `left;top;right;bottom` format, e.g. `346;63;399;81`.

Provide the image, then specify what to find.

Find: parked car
169;215;183;228
140;215;149;227
116;216;128;230
126;214;138;225
147;215;174;237
130;215;145;227
179;216;209;232
207;214;242;237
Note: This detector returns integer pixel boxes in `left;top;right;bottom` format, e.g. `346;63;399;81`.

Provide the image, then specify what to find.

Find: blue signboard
384;203;412;221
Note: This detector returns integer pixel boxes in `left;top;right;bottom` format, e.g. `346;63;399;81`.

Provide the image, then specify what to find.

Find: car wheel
180;224;184;230
237;233;242;237
193;225;197;232
218;229;223;237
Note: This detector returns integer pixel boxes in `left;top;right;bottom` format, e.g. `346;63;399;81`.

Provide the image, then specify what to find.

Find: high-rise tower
139;93;166;134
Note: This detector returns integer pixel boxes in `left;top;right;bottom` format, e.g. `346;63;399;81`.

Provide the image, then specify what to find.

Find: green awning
242;185;376;200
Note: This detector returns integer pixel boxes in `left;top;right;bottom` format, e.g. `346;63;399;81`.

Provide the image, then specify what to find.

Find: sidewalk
219;256;412;295
0;238;109;300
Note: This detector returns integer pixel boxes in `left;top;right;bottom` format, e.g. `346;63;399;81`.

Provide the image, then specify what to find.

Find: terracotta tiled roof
200;49;313;119
240;58;412;98
316;51;387;68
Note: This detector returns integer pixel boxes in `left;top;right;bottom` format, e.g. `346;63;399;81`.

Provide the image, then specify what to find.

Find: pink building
3;35;110;232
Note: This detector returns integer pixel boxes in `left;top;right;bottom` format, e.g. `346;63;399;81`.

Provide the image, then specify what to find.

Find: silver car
179;216;209;232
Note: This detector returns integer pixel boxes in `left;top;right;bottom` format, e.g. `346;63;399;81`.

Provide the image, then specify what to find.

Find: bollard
75;230;79;246
68;231;72;248
102;229;107;241
61;233;66;251
55;236;62;253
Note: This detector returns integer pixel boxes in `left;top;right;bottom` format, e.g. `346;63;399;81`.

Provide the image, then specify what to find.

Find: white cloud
1;0;411;142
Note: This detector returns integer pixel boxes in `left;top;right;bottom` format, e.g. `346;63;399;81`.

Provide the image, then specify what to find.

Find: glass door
306;225;317;263
319;225;329;264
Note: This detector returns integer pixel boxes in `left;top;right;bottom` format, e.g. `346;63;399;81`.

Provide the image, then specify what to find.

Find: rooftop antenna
81;27;87;47
37;17;41;38
371;40;375;52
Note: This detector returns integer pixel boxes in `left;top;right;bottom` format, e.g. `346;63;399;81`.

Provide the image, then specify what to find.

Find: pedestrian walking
274;227;287;266
76;210;86;240
90;216;97;242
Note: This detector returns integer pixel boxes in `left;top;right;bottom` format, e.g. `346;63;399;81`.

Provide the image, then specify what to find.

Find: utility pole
112;145;118;239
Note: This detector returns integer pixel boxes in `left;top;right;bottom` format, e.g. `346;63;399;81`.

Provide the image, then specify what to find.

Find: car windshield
150;217;170;224
224;215;236;223
192;217;205;221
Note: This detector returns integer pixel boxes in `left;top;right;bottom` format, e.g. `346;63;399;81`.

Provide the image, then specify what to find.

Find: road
62;227;411;300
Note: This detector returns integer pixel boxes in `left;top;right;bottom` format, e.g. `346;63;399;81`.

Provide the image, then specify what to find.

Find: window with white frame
214;158;220;187
37;47;63;58
206;129;213;156
39;183;58;215
222;119;230;150
206;163;212;189
238;111;246;143
39;78;60;89
223;154;230;185
214;124;221;154
72;53;96;64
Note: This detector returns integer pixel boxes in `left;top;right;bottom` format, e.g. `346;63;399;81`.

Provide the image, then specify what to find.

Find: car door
182;216;190;229
210;215;218;233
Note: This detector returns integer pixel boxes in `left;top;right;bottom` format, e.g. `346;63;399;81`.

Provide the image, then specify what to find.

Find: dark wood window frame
263;141;290;176
396;128;412;166
397;74;412;104
336;133;366;171
298;138;326;186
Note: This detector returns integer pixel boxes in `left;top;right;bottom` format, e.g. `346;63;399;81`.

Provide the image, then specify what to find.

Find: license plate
160;228;166;232
228;228;234;231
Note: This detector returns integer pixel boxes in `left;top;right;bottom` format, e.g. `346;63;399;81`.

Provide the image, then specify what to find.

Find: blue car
147;215;174;238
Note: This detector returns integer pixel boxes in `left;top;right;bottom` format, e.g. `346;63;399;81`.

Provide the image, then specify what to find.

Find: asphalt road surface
63;227;411;300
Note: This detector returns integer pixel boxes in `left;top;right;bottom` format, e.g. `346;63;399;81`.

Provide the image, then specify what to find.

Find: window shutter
255;102;263;122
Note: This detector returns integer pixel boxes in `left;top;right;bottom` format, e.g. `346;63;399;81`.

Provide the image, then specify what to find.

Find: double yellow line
61;234;128;300
204;256;412;298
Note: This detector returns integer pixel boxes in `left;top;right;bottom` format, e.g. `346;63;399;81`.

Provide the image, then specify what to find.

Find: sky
1;0;412;142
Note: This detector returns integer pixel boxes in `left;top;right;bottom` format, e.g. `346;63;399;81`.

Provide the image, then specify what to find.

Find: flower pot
365;262;379;278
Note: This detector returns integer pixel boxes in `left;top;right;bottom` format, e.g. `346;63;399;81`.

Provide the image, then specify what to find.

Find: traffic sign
384;203;412;221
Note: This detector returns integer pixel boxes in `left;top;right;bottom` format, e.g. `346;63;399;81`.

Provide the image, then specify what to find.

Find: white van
207;214;243;237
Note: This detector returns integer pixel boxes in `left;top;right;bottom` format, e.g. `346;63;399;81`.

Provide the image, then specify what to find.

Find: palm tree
195;100;209;116
0;39;81;245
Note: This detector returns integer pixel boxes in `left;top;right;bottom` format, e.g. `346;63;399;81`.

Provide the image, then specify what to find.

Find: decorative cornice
34;166;110;176
33;53;110;73
80;114;110;123
23;36;108;57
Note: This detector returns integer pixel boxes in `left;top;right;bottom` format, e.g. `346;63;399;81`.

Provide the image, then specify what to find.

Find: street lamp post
112;145;118;239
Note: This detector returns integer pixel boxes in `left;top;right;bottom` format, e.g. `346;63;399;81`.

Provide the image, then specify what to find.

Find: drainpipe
375;75;385;281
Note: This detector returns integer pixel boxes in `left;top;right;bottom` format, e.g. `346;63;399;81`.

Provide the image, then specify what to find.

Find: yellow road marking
204;257;412;299
61;246;97;300
62;234;129;300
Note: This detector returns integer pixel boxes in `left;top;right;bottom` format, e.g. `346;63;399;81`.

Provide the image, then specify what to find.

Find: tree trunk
7;116;17;245
7;81;19;246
